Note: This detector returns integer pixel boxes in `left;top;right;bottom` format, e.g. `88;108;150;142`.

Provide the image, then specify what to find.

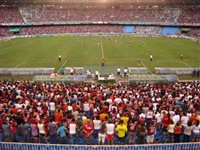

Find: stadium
0;0;200;149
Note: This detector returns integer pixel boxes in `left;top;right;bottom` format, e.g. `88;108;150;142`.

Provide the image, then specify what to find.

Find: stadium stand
0;7;24;24
123;26;135;33
135;26;161;35
160;27;179;35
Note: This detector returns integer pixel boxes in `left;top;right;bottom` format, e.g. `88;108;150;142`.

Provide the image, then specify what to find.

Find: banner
155;67;200;75
33;75;87;82
0;68;54;76
129;74;178;84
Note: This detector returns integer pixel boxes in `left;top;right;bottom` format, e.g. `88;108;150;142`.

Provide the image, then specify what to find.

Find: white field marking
57;60;68;74
179;60;192;67
100;40;104;59
14;62;25;68
140;61;153;74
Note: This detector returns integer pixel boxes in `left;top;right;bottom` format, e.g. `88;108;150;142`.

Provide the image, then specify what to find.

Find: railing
0;142;199;150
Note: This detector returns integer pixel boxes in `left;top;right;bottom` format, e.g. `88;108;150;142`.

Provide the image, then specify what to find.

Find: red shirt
83;122;94;136
147;126;156;135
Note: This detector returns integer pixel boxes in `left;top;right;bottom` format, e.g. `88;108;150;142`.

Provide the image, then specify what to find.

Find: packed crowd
0;5;199;24
134;26;161;35
0;81;200;145
0;7;24;24
19;6;179;23
178;8;200;24
19;25;124;35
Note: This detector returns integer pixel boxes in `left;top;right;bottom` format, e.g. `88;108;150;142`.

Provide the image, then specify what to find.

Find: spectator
106;119;115;145
115;120;128;144
183;121;193;142
83;119;94;144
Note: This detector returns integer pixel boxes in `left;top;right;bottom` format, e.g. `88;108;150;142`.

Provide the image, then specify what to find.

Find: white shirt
38;123;45;134
167;124;175;133
155;113;161;123
173;115;180;124
181;116;189;127
193;125;200;134
183;125;193;136
117;68;121;72
106;123;115;135
93;120;101;130
49;102;55;111
146;110;153;119
69;123;76;134
83;102;90;111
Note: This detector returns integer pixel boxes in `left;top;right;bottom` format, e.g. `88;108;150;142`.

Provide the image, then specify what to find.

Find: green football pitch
1;35;200;74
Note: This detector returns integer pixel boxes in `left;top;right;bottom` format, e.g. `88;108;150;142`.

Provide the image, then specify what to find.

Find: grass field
1;35;200;74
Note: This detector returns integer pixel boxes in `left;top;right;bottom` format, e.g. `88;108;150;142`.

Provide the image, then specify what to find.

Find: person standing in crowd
57;123;67;144
115;120;128;144
48;119;57;144
49;100;56;118
30;119;39;143
167;120;175;143
192;120;200;142
98;121;106;145
68;118;77;144
136;122;146;144
174;121;182;143
128;119;137;144
21;122;31;142
38;120;47;143
83;119;94;144
146;121;156;144
183;121;193;142
2;121;11;142
76;116;83;144
106;119;115;145
93;116;101;139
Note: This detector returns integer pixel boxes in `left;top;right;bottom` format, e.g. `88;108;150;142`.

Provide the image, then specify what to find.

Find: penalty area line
57;60;68;74
178;60;192;68
14;62;25;68
140;61;153;74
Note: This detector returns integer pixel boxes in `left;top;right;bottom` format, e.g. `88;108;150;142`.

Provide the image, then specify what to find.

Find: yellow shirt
121;116;129;126
115;124;128;137
196;115;200;123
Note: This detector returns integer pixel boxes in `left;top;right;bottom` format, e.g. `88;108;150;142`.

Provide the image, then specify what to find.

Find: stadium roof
1;0;200;5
